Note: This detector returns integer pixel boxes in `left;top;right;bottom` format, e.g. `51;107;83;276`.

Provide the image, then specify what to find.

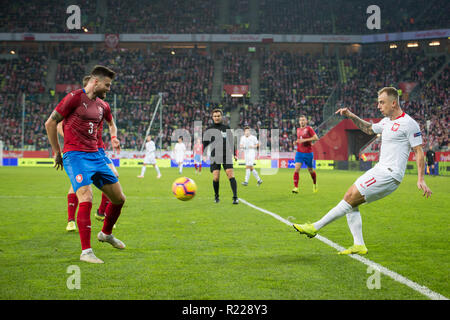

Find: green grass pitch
0;166;448;300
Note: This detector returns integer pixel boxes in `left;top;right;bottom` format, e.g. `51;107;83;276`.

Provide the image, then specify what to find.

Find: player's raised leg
293;184;365;238
98;181;126;249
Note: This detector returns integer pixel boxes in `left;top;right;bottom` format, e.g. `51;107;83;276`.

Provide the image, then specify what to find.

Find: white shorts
244;151;256;166
144;155;156;165
354;166;400;203
245;156;256;167
175;157;184;164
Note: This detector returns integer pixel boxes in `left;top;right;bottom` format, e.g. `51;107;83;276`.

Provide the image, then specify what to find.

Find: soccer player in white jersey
138;136;161;179
293;87;432;255
174;136;186;174
240;126;263;186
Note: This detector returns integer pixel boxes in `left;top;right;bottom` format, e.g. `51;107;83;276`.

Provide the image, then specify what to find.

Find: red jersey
296;126;316;153
97;120;105;149
193;143;203;155
56;89;112;153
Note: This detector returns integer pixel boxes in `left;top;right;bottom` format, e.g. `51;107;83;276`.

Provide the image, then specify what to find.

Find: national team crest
76;174;83;183
391;123;400;131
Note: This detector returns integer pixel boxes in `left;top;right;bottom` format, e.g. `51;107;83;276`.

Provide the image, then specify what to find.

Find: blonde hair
378;87;400;106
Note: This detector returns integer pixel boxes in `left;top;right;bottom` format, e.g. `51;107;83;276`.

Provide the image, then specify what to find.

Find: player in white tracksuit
138;136;161;179
173;136;186;174
293;87;432;255
240;126;262;186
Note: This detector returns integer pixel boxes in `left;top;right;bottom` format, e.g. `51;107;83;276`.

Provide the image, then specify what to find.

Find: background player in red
193;138;203;175
45;65;126;264
292;115;319;194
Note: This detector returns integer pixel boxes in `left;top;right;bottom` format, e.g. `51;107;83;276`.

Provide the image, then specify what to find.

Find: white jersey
174;142;186;162
240;135;258;160
145;141;156;156
371;112;422;182
143;140;156;164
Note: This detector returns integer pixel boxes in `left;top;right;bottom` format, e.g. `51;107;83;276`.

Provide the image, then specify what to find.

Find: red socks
293;172;299;188
98;193;110;215
77;202;92;250
310;171;317;184
102;203;123;235
67;193;78;222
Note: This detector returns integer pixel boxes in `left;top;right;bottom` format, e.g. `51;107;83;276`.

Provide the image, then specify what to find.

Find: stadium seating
0;45;448;152
1;0;448;34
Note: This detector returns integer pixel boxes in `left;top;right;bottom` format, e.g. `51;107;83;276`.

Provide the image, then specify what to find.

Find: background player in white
293;87;432;255
240;126;262;186
173;136;186;174
138;135;161;179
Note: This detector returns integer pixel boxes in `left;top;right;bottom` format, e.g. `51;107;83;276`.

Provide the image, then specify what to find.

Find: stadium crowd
0;45;448;153
1;0;448;35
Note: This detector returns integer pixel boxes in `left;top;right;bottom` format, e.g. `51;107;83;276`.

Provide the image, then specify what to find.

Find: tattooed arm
335;108;375;135
45;110;64;170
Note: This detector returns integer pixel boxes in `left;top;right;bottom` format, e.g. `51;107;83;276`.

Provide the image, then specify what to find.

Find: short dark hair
178;136;183;141
244;126;250;130
90;65;116;79
211;108;223;115
299;115;307;119
82;75;91;87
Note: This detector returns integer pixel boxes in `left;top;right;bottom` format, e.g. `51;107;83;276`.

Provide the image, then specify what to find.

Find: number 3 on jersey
88;122;94;134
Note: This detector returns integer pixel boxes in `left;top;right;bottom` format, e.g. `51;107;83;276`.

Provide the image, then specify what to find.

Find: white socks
245;169;251;183
82;248;93;255
346;208;365;246
179;163;183;174
245;168;261;183
140;166;146;176
313;200;353;231
155;165;161;175
252;169;261;182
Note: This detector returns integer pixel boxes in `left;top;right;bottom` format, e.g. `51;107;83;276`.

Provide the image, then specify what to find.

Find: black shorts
427;161;434;166
210;162;233;172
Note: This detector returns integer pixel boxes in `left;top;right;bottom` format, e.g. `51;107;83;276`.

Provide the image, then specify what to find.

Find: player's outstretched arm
413;145;432;198
45;110;64;170
335;108;374;135
106;118;120;153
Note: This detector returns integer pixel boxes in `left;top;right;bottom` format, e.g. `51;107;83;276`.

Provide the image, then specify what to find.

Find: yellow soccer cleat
95;210;105;221
292;187;299;194
292;223;317;238
313;184;318;193
338;245;368;255
66;220;76;232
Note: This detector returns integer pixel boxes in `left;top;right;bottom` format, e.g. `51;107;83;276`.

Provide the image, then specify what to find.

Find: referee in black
203;109;239;204
426;145;436;176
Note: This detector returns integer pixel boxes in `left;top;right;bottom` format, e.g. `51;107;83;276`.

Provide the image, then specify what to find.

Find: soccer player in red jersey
193;138;203;175
45;65;126;264
292;115;319;194
59;76;119;231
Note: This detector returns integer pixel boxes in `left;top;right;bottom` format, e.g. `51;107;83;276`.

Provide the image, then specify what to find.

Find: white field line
239;198;448;301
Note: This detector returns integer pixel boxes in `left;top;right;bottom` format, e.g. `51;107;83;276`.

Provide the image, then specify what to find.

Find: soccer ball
172;177;197;201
